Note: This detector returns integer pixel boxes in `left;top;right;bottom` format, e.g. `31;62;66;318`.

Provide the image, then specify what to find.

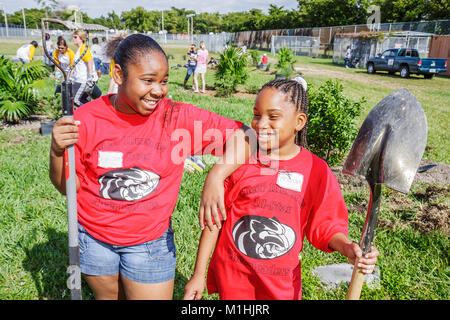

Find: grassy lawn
0;42;448;300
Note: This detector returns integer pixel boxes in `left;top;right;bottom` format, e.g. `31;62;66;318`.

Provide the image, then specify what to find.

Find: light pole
186;14;194;43
22;8;26;37
0;3;8;38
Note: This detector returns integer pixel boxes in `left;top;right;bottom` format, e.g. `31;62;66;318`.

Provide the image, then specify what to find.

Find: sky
3;0;299;18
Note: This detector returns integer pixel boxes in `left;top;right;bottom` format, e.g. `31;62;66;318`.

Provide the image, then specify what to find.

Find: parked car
366;48;447;79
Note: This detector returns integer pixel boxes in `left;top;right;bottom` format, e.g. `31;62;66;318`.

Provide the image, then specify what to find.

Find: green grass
0;44;448;300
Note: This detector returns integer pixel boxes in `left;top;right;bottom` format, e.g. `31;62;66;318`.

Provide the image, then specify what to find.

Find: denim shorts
78;223;176;284
185;65;196;80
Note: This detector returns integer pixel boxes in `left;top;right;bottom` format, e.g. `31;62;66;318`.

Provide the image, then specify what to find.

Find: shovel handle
346;257;365;300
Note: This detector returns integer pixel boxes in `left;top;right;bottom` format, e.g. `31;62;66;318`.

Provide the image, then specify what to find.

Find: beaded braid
258;78;309;148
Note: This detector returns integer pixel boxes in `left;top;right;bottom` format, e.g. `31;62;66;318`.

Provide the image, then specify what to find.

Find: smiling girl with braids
184;77;379;300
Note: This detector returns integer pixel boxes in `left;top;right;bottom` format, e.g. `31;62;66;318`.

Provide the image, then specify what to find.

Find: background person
16;41;38;64
90;37;103;79
344;46;352;68
42;33;55;71
100;36;110;76
53;38;75;95
193;41;208;94
70;29;101;107
258;53;268;69
183;44;197;89
105;33;127;94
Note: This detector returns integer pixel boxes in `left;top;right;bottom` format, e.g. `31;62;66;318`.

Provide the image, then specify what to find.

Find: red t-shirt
74;94;243;246
262;56;268;64
206;148;348;299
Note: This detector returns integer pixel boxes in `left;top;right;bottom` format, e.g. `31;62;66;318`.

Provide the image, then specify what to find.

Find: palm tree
0;56;49;123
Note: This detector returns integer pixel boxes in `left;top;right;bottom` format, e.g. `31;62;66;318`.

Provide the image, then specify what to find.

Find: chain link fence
2;19;449;57
149;32;233;53
231;19;450;57
333;31;433;68
270;35;320;57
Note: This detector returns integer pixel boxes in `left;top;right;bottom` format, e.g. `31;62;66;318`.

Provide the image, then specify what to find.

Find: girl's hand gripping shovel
342;89;427;300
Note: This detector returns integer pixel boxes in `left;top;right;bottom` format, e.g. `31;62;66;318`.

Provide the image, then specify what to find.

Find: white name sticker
277;171;303;192
98;151;123;168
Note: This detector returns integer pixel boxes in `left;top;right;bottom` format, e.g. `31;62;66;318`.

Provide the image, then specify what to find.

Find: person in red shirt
184;77;379;300
259;53;268;69
49;34;250;300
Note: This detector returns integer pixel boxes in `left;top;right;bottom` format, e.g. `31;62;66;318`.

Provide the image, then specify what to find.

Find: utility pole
22;8;27;37
187;14;194;43
0;3;8;37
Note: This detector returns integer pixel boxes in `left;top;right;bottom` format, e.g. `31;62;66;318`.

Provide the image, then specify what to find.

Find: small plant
275;47;296;78
245;84;260;94
39;93;62;120
248;50;260;67
307;79;365;166
0;56;49;123
214;46;249;97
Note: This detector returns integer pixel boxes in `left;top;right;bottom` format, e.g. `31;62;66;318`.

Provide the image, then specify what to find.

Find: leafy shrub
214;46;249;97
245;84;260;94
275;47;296;78
248;50;260;67
307;79;365;166
39;93;62;120
0;56;49;123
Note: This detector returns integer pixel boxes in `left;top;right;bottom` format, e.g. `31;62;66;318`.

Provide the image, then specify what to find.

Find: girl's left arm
328;233;379;274
199;125;256;231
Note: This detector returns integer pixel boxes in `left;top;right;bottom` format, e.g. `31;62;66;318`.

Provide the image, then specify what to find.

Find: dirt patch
334;162;450;236
294;65;426;91
180;86;257;99
332;158;450;189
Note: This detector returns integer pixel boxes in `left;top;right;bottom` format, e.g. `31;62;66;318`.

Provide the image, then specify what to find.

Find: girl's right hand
51;117;80;157
183;274;205;300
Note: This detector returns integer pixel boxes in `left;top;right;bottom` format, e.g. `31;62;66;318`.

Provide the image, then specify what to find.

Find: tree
371;0;450;22
121;7;154;33
297;0;370;27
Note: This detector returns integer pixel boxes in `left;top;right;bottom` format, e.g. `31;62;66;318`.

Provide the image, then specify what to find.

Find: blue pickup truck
366;48;447;79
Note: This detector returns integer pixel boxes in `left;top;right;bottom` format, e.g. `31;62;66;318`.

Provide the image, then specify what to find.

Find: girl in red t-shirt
184;78;379;300
49;34;250;300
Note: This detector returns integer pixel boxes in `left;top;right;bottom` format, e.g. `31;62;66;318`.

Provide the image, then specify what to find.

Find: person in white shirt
16;41;38;64
71;29;101;107
42;33;55;71
90;37;103;78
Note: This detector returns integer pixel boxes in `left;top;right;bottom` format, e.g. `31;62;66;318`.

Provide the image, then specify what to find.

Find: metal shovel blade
343;88;427;194
343;89;427;300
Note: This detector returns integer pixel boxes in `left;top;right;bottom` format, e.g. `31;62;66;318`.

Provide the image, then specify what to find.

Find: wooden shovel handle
346;257;365;300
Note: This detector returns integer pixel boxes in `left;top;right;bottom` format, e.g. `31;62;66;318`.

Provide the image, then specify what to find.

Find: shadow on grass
21;227;92;300
21;227;191;300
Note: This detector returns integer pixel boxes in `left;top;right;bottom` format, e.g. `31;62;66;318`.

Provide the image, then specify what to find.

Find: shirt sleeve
53;50;59;64
176;102;244;156
81;45;93;62
68;49;75;66
29;46;36;61
305;158;348;253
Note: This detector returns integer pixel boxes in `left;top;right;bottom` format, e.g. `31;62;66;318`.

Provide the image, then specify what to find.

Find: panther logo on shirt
98;167;160;201
232;215;296;259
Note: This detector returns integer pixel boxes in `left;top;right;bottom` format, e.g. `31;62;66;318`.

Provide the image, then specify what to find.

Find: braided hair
258;77;309;148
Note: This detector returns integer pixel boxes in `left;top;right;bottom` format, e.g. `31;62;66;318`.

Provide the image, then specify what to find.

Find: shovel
41;18;107;300
343;89;427;300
